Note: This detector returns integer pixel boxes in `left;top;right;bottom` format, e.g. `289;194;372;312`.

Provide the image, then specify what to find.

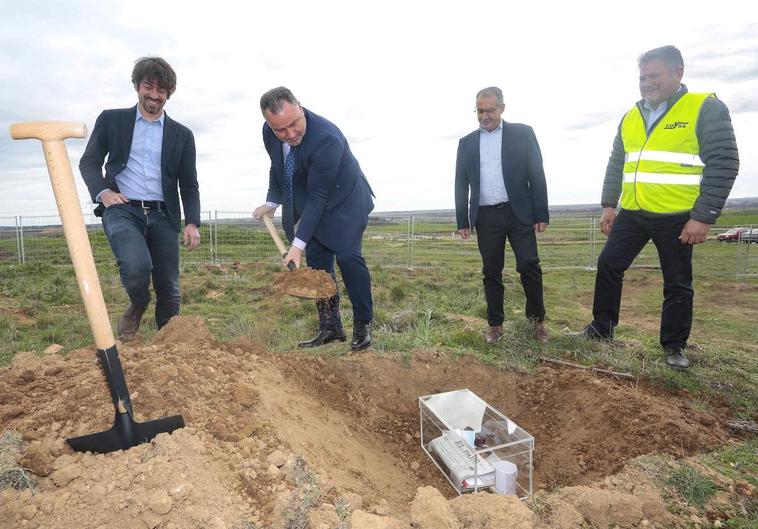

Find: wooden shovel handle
262;214;288;255
10;121;114;349
262;215;296;271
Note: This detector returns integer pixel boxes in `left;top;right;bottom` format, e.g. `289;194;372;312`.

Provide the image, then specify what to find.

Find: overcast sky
1;0;756;220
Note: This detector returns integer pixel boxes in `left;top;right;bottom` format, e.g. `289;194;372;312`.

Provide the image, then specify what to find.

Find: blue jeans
102;204;180;329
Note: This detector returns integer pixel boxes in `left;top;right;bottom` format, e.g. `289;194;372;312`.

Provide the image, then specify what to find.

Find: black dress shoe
568;322;613;341
351;322;372;351
298;328;346;348
665;347;690;370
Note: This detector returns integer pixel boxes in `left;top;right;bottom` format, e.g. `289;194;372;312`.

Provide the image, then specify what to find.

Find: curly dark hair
131;57;177;97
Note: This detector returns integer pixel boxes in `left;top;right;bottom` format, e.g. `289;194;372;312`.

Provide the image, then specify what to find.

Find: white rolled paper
494;460;518;495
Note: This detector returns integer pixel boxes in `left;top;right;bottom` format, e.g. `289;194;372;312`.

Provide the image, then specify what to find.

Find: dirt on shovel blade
273;267;337;299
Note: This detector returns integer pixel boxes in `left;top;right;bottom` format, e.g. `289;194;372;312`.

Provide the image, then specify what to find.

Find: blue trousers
102;204;180;329
305;236;373;323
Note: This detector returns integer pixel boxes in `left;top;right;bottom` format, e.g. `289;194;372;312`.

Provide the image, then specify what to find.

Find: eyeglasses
475;107;500;115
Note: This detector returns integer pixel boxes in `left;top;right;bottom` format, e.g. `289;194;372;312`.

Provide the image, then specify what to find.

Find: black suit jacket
263;108;374;252
79;105;201;232
455;121;548;230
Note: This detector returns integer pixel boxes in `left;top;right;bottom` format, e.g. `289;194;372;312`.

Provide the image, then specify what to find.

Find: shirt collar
479;120;503;134
643;84;684;112
135;106;165;126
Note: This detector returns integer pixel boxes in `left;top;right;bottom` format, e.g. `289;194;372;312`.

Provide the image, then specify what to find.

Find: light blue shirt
114;108;165;201
479;121;509;205
642;85;683;132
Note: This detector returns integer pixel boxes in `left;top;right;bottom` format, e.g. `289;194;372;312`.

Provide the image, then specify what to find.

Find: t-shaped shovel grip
10;120;116;350
10;121;87;142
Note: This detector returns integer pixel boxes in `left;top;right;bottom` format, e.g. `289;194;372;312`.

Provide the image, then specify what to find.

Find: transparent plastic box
419;388;533;497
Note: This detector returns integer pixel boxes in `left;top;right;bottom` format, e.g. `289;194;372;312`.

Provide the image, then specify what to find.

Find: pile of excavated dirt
0;316;745;528
272;268;337;299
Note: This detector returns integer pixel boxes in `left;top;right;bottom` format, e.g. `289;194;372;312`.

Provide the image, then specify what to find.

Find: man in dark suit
79;57;200;338
455;86;549;344
253;87;375;351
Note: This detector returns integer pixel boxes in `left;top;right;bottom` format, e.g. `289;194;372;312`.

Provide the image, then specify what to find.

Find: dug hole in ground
0;316;749;528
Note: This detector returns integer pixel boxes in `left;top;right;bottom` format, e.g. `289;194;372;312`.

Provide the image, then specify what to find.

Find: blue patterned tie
282;146;297;242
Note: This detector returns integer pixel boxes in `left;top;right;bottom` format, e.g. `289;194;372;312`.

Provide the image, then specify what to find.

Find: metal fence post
15;216;21;265
735;231;741;277
735;224;753;277
204;210;210;264
17;215;26;264
409;215;416;269
592;216;595;269
747;225;754;276
208;209;218;264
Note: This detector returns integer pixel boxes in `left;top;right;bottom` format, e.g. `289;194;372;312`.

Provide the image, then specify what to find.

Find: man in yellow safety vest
573;45;739;370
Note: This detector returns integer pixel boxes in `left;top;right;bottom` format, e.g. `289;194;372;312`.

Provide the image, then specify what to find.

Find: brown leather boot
117;303;148;339
533;321;549;343
484;325;503;344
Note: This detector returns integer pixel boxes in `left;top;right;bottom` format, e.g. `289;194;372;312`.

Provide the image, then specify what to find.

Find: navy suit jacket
455;121;548;230
263;108;374;252
79;105;201;232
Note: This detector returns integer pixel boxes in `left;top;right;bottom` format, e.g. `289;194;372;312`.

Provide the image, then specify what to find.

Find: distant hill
2;198;756;229
372;197;758;220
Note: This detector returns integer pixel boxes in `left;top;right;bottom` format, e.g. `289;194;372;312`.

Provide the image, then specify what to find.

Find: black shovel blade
66;344;185;454
67;411;185;454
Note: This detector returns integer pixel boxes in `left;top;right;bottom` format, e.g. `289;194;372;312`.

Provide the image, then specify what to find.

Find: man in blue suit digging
253;87;375;351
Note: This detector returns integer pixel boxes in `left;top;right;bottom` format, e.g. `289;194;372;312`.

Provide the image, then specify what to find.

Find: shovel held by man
10;120;184;453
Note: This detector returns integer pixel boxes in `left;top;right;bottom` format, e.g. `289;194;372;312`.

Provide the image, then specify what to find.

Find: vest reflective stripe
624;150;704;167
623;172;702;185
620;92;712;213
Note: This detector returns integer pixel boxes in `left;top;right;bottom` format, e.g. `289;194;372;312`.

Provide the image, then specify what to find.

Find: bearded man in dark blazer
79;57;201;339
253;87;375;351
455;86;549;344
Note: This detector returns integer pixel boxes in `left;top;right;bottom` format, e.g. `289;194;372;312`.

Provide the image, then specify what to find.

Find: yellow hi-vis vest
620;92;713;213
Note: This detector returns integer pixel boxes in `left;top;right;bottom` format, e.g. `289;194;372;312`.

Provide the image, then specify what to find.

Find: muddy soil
272;268;337;299
0;316;744;528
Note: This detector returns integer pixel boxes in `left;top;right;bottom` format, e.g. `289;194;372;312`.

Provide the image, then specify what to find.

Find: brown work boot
117;303;148;339
533;320;549;343
484;325;503;344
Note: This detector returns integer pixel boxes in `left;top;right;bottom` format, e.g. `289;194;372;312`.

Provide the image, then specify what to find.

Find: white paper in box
428;431;495;489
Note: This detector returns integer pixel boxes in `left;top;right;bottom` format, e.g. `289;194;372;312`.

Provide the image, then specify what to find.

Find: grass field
1;211;757;419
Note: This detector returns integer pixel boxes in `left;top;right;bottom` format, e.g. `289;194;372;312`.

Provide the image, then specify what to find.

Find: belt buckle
140;201;150;210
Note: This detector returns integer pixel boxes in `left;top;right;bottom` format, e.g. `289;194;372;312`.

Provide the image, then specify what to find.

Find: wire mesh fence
734;226;758;277
0;212;755;279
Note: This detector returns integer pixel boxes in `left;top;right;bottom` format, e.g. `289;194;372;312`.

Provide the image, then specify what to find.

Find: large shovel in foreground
10;121;184;453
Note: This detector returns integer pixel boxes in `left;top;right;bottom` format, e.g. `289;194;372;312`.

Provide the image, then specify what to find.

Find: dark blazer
263;108;374;252
455;121;548;230
79;105;201;232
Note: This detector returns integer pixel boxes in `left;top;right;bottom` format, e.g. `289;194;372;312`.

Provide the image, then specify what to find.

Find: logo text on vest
664;121;689;129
